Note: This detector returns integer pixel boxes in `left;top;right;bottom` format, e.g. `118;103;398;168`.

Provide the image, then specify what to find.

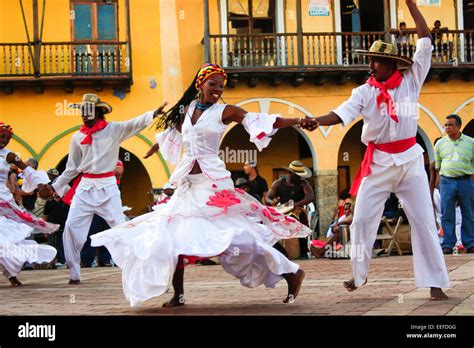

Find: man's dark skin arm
294;180;315;208
314;112;343;126
265;180;281;205
406;0;431;39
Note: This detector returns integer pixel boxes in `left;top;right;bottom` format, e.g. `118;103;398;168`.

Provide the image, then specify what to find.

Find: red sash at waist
349;137;417;196
62;172;114;205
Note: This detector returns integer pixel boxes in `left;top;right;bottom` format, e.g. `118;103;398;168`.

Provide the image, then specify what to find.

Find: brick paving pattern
1;254;473;316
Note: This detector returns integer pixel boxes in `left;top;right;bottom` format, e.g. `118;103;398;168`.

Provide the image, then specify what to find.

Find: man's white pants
63;185;125;280
350;155;450;288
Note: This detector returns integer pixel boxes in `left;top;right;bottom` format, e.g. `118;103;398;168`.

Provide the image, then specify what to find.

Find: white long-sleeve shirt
52;111;154;196
332;37;433;167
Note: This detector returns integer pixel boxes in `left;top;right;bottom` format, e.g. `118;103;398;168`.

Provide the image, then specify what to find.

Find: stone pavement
1;254;473;316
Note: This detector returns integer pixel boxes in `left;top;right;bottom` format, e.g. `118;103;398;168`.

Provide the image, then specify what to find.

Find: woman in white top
0;122;58;286
91;64;318;307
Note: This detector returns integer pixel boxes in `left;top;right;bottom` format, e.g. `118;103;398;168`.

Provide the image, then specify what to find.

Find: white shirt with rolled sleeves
52;111;154;196
330;37;450;291
332;37;433;166
53;110;155;282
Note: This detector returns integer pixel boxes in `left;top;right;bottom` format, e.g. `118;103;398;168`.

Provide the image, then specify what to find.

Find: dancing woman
0;122;58;286
91;64;318;307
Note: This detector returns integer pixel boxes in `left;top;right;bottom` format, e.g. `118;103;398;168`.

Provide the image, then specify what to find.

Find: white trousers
433;188;462;247
350;155;450;288
63;185;125;280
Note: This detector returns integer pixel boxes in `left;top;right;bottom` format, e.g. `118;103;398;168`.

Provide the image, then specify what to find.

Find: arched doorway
56;147;153;217
463;119;474;137
337;120;432;193
220;124;316;188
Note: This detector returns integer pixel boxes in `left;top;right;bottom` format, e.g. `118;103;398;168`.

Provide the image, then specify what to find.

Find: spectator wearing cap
157;183;176;204
243;160;268;203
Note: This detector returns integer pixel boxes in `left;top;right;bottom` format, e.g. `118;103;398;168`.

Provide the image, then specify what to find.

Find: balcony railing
0;41;131;78
390;29;474;65
208;30;474;70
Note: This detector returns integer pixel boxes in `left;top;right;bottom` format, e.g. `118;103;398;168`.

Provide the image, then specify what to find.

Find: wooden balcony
0;41;132;93
206;30;474;86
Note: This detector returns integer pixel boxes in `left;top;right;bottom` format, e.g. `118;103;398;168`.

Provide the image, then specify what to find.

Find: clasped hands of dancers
4;0;449;306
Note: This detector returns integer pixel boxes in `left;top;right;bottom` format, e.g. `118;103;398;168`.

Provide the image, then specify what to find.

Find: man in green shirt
435;114;474;254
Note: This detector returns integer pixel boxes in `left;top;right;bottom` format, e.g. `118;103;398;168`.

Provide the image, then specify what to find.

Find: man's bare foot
9;277;22;287
162;293;185;308
430;287;448;300
69;279;80;285
283;269;305;303
310;246;325;259
343;278;367;292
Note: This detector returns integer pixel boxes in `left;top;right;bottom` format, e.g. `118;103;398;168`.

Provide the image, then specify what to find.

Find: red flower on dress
14;210;34;223
206;190;241;214
262;207;280;222
266;206;280;216
256;132;266;140
234;188;245;195
250;203;259;211
212;184;217;188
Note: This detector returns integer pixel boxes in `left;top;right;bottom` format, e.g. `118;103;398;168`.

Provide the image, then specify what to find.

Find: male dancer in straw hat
306;0;449;300
39;94;167;284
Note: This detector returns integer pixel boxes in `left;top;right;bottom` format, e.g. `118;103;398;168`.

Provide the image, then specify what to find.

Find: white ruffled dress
0;148;58;278
91;101;312;307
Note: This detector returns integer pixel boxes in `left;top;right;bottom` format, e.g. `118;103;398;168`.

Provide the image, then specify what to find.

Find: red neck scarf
80;119;108;145
366;69;403;123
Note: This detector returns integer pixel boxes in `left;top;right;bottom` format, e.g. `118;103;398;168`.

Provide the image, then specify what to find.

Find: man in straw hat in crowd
305;0;450;300
38;93;167;285
267;160;315;258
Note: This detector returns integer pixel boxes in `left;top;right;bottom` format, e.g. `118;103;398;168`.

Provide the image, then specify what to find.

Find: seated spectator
382;193;399;219
431;20;453;61
312;202;353;258
331;189;352;223
156;183;176;205
235;177;249;192
394;22;412;56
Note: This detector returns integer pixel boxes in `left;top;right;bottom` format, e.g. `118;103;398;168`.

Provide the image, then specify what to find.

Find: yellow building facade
0;0;473;230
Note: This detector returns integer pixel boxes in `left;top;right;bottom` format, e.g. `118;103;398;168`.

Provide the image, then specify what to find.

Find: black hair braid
156;74;199;130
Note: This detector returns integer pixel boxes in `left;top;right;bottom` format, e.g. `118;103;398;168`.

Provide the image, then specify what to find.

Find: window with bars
227;0;277;67
70;0;119;75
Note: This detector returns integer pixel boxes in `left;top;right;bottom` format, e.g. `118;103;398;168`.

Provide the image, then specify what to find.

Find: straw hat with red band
355;40;413;66
0;122;14;135
195;63;227;90
70;93;113;114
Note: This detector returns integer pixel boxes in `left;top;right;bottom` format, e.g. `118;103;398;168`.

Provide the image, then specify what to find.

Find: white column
220;0;229;67
276;0;286;65
334;0;342;65
456;0;465;62
390;0;397;44
159;0;183;103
